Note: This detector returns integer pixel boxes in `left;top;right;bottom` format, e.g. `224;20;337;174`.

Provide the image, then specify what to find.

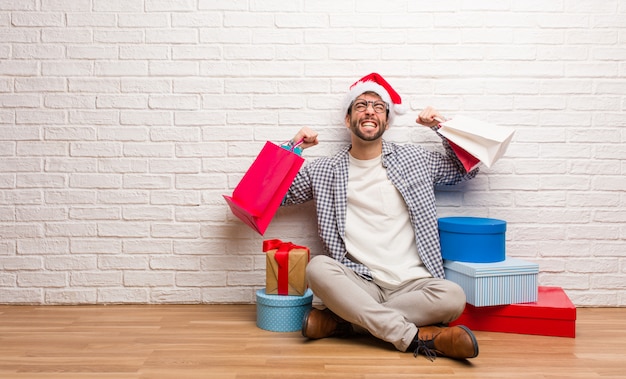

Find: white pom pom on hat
342;73;407;124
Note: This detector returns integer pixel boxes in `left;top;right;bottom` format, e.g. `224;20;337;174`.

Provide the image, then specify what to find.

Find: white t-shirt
344;153;432;289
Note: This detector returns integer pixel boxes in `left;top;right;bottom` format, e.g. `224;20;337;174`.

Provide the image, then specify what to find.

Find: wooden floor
0;305;624;379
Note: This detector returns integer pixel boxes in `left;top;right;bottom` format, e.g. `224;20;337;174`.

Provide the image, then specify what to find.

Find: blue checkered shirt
281;135;478;280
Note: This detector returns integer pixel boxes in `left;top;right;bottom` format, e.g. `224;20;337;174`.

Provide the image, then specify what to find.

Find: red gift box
450;286;576;338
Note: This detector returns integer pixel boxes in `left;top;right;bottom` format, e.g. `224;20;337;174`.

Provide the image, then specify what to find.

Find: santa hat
342;73;407;124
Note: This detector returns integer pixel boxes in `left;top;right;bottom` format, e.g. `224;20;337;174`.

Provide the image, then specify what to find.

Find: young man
281;73;479;360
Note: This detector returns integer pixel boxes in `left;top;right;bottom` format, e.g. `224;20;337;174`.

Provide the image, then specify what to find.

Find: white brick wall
0;1;624;306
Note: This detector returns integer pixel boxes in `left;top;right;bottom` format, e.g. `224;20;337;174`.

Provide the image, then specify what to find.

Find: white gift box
444;257;539;307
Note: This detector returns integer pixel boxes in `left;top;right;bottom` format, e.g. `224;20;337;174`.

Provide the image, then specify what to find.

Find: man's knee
443;281;467;320
306;255;336;284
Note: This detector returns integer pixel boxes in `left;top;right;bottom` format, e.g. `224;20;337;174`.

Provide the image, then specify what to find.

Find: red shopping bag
447;140;481;172
223;141;304;235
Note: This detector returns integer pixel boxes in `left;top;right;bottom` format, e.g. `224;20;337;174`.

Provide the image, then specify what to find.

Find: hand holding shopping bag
223;141;304;235
436;115;515;172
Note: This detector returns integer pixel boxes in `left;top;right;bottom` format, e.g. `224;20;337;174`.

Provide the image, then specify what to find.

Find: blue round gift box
256;289;313;332
438;217;507;263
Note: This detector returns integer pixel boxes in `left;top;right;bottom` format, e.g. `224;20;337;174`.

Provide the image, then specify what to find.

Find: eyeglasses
352;100;388;114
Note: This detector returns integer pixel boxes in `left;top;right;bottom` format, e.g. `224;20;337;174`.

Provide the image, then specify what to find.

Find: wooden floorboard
0;305;624;378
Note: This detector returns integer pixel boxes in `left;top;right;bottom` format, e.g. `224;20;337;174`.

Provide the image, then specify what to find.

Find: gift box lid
438;217;506;234
444;257;538;278
463;286;576;320
256;289;313;307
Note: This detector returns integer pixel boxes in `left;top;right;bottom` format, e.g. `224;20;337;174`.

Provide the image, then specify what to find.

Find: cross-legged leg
305;255;418;351
382;278;466;327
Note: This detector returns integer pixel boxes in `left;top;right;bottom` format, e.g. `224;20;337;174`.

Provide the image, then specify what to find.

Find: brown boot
301;308;353;339
409;325;479;360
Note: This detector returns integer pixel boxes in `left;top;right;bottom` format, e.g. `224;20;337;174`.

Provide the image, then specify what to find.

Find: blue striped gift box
444;257;539;307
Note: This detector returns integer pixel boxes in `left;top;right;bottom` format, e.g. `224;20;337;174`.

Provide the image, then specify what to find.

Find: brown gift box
263;239;310;296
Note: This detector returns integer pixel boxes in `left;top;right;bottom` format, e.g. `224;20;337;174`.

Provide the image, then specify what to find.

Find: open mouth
361;121;377;129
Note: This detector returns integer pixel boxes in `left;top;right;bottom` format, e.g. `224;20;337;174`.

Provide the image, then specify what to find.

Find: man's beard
348;116;387;142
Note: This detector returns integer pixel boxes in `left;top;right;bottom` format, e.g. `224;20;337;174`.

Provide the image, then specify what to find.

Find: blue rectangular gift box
444;257;539;307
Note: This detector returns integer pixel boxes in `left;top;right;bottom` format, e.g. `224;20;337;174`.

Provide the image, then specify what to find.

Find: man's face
345;92;389;142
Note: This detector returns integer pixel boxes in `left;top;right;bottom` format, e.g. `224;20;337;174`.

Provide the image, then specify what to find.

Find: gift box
450;286;576;338
438;217;506;263
256;289;313;332
444;257;538;307
263;239;310;296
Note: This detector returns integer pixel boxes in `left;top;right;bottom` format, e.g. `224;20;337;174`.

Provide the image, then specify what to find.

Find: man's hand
291;127;319;150
416;106;445;128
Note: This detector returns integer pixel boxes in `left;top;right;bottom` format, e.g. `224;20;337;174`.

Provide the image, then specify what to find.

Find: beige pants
306;255;466;352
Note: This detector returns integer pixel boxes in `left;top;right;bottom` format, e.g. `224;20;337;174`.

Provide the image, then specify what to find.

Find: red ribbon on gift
263;239;307;295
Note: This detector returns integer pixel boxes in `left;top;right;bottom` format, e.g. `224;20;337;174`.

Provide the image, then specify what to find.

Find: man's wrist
280;142;303;156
